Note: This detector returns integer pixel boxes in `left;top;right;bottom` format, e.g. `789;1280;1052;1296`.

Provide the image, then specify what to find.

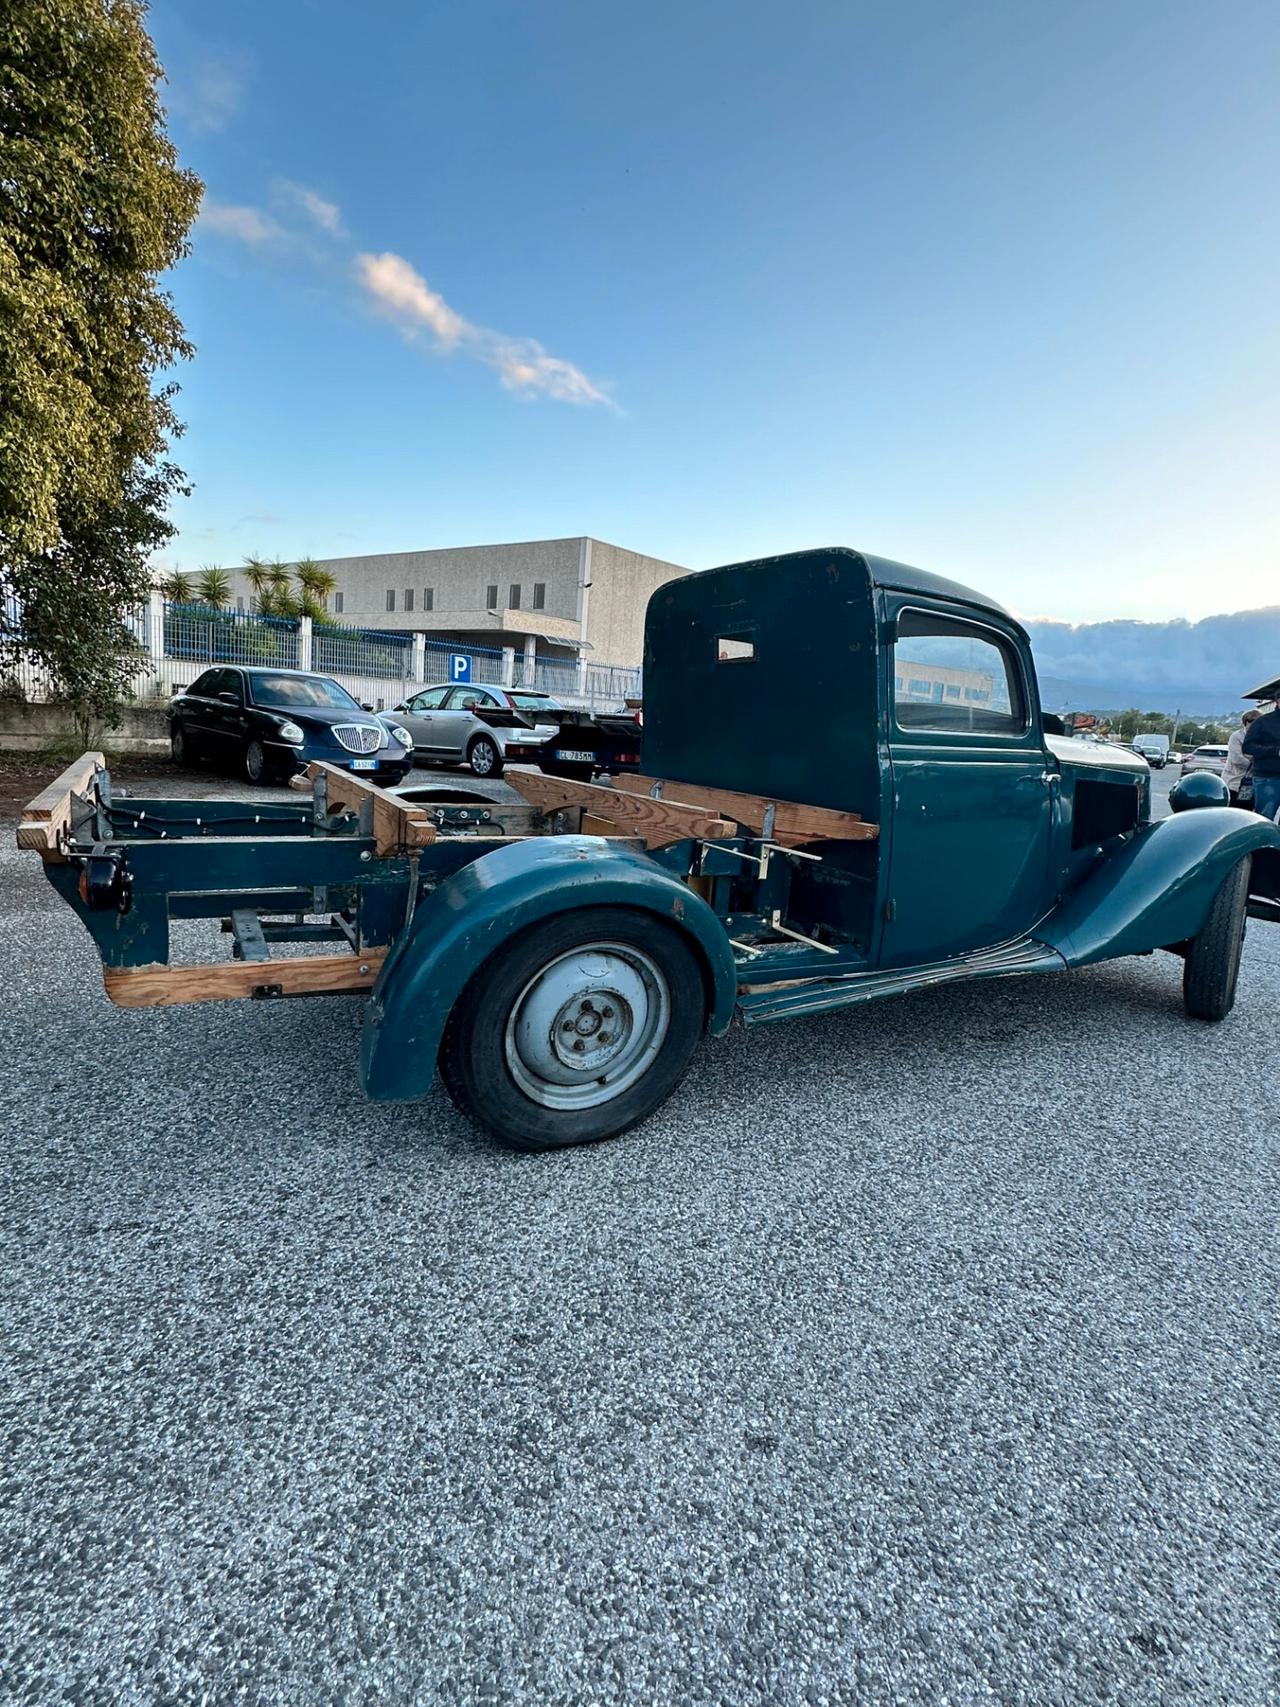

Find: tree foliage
0;0;201;734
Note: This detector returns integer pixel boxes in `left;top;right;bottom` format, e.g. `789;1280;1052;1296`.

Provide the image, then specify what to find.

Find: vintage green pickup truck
19;548;1280;1150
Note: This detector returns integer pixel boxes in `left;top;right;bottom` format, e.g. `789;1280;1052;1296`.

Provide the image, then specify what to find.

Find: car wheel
170;723;190;767
439;907;705;1150
1183;855;1250;1021
467;735;503;778
243;739;269;785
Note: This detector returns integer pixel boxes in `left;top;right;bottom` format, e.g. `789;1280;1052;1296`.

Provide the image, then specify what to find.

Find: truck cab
642;547;1155;975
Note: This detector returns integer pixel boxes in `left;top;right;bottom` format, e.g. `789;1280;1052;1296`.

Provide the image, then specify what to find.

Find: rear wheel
170;722;189;767
440;907;705;1149
467;734;503;778
1183;856;1250;1021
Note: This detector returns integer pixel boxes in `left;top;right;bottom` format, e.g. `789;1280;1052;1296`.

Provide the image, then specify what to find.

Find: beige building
225;536;687;678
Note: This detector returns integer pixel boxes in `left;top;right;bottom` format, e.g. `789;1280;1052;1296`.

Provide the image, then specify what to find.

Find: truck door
881;604;1054;966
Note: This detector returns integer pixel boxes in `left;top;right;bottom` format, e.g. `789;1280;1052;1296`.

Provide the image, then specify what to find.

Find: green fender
1037;806;1280;967
361;835;739;1102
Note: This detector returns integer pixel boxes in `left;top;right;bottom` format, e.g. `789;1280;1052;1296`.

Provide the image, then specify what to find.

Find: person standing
1242;702;1280;820
1224;708;1262;805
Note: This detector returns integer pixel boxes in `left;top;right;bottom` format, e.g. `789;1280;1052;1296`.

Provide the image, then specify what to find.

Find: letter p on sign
449;653;471;684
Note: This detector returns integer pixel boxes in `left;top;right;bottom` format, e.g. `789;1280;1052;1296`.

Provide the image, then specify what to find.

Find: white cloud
277;180;344;235
169;53;246;136
198;199;279;243
355;250;613;407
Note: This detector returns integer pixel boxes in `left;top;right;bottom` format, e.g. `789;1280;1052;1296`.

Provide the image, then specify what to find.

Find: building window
404;588;414;612
486;584;498;611
424;587;434;612
509;583;521;610
532;582;545;610
386;589;396;612
236;596;245;612
334;591;344;614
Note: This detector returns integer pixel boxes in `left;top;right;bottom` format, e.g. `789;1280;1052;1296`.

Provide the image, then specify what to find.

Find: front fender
1037;806;1280;967
361;835;738;1102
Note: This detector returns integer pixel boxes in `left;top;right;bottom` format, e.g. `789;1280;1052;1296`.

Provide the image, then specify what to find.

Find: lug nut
597;1033;611;1045
561;1020;575;1033
601;1006;614;1019
572;1039;585;1053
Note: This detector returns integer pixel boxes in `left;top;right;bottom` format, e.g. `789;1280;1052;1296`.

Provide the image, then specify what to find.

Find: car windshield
509;692;559;710
249;673;361;711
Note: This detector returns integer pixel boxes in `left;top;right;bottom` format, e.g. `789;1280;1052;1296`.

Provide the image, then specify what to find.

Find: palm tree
242;556;272;613
195;565;231;609
295;557;338;614
159;570;192;603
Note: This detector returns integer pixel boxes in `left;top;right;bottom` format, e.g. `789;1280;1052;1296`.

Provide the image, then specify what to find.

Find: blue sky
153;0;1279;624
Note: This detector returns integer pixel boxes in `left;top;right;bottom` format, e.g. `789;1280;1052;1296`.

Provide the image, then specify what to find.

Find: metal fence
3;598;644;712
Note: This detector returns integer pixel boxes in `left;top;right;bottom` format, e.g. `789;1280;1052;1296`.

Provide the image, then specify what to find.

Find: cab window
893;610;1025;735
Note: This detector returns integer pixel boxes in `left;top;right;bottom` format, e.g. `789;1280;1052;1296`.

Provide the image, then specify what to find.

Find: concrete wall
0;701;169;754
583;540;689;665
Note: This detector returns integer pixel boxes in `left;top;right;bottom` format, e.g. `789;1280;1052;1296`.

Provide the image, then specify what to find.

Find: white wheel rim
504;941;671;1110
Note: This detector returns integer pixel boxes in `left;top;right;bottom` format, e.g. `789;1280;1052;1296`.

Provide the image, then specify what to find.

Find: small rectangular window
532;582;545;610
334;591;344;614
235;596;245;612
716;634;755;662
386;589;396;612
509;582;521;610
404;588;414;612
486;584;498;610
423;587;434;612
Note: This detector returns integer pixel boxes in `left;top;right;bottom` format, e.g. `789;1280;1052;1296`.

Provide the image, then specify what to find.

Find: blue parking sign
449;653;471;684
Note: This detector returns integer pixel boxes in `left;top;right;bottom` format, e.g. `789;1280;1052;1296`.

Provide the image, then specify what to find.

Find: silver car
391;683;562;777
1181;744;1230;776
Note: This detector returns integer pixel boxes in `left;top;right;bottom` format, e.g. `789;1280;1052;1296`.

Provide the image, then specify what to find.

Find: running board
737;936;1066;1025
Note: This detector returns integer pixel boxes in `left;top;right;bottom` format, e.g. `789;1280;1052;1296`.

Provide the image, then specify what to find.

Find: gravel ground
2;763;1278;1705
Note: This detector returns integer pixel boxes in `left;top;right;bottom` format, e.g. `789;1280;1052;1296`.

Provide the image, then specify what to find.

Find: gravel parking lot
2;760;1278;1705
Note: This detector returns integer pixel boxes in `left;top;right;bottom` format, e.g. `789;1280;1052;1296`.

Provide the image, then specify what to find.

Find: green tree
242;555;273;610
159;570;192;603
295;557;338;611
194;565;231;608
0;0;201;740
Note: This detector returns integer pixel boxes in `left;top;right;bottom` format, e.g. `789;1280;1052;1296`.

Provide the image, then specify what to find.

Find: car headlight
277;721;305;744
388;724;413;749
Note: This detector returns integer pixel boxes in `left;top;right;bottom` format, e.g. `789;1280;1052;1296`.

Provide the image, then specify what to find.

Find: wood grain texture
505;770;735;849
609;773;878;846
308;762;437;855
104;950;388;1008
16;751;107;861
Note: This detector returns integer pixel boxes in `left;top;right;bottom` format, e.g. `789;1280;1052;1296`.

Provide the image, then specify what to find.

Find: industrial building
225;536;688;681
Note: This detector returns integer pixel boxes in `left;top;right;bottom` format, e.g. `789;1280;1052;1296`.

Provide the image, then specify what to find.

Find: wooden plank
16;751;107;861
505;770;735;849
308;762;437;855
609;772;878;846
104;950;388;1009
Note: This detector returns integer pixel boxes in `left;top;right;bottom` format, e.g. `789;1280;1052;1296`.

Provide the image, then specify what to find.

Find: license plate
350;758;377;771
555;749;594;762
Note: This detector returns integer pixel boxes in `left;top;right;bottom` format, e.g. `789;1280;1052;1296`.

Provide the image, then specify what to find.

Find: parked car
1132;733;1171;768
168;666;414;786
390;683;562;777
1182;745;1230;777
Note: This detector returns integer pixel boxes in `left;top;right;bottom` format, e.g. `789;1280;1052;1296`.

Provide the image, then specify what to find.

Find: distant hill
1025;605;1279;716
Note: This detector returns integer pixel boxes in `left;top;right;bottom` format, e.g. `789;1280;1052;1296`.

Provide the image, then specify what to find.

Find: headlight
277;721;305;744
388;724;413;749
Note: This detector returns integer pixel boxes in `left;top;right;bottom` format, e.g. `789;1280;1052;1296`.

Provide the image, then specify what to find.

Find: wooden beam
505;770;735;849
104;949;388;1009
608;773;878;846
16;751;106;861
308;762;437;855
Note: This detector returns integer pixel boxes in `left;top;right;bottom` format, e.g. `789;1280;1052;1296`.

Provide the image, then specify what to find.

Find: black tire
170;722;189;766
439;907;706;1150
1183;855;1250;1021
243;739;269;785
467;734;504;778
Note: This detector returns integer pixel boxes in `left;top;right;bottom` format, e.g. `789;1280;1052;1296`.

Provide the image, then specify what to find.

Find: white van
1132;733;1171;769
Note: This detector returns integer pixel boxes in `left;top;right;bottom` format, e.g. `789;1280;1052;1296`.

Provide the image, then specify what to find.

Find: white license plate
555;749;594;762
350;758;377;771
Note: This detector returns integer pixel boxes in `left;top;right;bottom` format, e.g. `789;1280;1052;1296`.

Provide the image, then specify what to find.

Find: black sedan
168;667;414;786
